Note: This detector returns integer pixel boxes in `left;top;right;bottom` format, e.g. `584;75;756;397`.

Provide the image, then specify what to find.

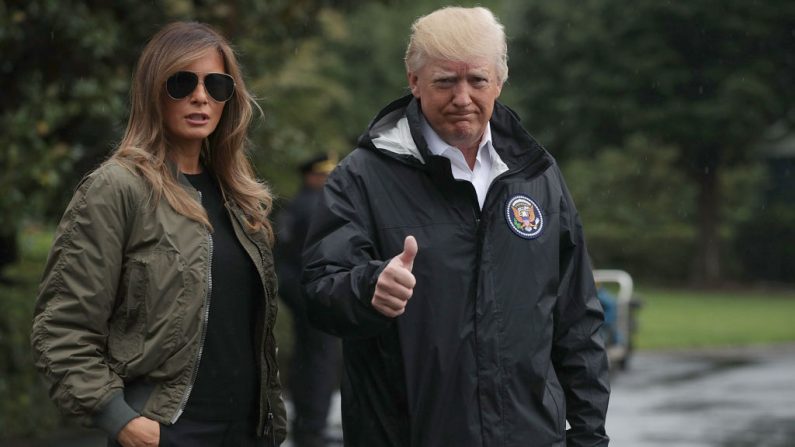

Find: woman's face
162;49;228;152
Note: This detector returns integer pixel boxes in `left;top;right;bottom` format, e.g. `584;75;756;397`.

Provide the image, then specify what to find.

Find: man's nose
452;82;472;107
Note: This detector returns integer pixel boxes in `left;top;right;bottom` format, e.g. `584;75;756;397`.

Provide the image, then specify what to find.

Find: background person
275;154;342;447
31;22;286;447
302;6;610;446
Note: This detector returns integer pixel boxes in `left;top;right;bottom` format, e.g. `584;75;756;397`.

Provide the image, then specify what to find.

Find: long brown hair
110;21;273;242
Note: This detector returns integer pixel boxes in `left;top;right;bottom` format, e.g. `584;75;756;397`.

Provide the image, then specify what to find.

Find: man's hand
372;236;418;317
117;416;160;447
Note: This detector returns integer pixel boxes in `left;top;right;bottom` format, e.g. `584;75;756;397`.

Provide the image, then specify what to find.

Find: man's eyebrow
467;68;491;77
430;70;456;79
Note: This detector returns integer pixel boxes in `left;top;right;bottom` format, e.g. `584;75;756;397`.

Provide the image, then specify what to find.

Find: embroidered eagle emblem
511;201;539;232
505;195;544;239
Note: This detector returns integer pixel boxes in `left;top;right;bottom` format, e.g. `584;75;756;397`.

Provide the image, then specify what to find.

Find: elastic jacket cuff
92;390;140;439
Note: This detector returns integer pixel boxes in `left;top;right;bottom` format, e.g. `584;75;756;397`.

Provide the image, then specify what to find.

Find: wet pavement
607;343;795;447
17;343;795;446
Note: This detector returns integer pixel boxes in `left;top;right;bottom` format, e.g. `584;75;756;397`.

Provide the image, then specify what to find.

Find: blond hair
110;22;274;242
405;6;508;84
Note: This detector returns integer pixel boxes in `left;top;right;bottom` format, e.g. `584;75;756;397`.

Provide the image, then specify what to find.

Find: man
275;154;341;447
302;6;610;447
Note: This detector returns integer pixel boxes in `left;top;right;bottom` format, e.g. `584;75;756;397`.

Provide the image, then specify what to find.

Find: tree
564;135;698;280
0;1;171;273
508;0;795;283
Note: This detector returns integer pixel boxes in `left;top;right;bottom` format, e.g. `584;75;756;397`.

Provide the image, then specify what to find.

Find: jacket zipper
470;151;549;443
466;162;532;443
260;284;276;440
228;207;276;439
172;191;214;423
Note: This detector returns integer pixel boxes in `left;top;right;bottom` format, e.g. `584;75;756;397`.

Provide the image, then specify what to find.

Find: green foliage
248;8;360;196
636;288;795;349
566;134;768;281
509;0;795;281
510;0;795;162
0;1;167;236
0;226;61;438
565;135;697;279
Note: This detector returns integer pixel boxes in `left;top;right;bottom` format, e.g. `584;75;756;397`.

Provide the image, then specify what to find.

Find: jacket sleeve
301;158;393;338
31;164;140;437
551;168;611;447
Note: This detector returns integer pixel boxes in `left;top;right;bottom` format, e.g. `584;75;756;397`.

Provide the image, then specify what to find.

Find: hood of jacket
357;94;552;176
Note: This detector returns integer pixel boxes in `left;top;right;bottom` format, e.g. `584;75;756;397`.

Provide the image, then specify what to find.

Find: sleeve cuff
92;390;140;439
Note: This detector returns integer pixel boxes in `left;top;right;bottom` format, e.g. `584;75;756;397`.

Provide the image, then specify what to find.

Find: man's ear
407;72;420;97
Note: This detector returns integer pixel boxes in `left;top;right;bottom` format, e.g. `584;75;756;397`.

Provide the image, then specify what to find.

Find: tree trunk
694;164;721;285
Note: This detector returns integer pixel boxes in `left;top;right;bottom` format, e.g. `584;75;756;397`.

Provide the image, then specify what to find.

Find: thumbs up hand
372;236;418;318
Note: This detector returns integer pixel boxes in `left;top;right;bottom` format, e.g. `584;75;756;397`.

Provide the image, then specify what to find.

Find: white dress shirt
421;117;502;209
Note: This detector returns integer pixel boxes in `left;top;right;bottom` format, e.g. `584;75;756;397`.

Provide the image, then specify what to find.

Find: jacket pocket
108;260;147;366
108;248;188;373
544;376;566;436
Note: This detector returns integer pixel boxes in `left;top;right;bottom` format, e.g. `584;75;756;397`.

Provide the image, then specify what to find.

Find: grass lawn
634;288;795;350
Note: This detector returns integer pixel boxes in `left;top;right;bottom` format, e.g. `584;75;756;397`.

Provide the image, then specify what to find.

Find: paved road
607;343;795;447
16;343;795;446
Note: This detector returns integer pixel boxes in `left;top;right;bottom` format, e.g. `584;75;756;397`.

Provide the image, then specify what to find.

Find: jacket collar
361;94;552;175
166;156;231;205
165;157;194;190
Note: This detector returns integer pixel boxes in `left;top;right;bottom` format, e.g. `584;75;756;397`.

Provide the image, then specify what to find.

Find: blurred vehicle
593;269;642;370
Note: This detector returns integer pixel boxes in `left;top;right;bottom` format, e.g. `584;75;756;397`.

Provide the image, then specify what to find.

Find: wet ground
17;343;795;446
607;343;795;447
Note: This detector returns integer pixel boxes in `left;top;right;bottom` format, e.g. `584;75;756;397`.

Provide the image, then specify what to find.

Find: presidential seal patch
505;194;544;239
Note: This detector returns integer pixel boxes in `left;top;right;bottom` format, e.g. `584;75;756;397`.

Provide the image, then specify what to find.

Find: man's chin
448;129;480;148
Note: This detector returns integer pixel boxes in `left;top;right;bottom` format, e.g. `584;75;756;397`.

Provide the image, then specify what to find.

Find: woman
31;22;286;446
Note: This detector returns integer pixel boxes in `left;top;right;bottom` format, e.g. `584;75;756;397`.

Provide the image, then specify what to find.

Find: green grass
635;288;795;350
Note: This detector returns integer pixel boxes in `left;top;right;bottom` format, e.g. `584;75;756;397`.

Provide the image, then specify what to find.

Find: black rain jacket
302;95;610;447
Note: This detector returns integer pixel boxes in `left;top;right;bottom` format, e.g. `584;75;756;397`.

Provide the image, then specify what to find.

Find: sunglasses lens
166;71;199;99
204;73;235;102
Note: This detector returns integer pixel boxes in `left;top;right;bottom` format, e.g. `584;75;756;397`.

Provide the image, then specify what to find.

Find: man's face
408;58;502;151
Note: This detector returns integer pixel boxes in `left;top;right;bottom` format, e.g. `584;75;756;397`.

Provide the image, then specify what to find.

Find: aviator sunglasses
166;71;235;102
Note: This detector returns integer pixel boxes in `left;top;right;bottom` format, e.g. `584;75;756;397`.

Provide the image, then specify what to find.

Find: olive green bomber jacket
30;161;287;443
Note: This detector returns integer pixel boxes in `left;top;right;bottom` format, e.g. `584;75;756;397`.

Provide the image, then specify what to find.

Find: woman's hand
117;416;160;447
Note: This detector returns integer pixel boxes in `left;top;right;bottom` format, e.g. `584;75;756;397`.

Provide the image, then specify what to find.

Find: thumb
397;235;418;270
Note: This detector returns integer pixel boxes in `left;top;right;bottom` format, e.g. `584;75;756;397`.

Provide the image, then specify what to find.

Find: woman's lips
185;113;210;125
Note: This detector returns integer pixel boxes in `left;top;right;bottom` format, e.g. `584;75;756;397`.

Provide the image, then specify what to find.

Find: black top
183;170;261;421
